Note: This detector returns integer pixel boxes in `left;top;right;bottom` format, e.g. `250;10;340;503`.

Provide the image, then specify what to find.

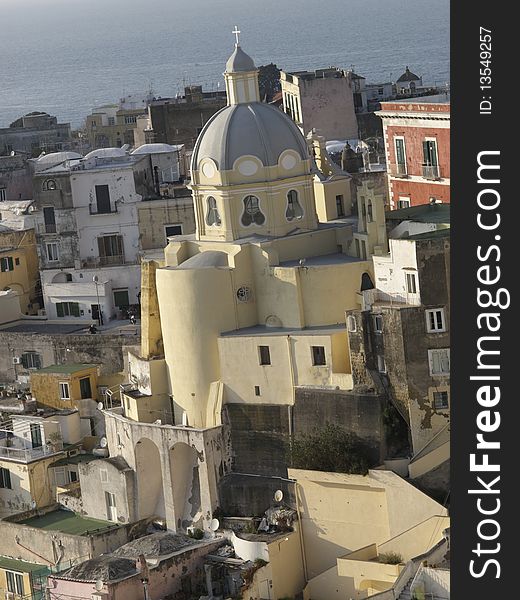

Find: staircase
397;577;413;600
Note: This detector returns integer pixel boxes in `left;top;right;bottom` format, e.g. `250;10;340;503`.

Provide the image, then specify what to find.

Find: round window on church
201;161;216;178
241;195;265;227
236;286;253;303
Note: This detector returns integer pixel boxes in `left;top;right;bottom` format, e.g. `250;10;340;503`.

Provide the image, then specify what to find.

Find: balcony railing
422;164;441;179
80;255;133;268
389;163;408;178
89;203;118;215
0;441;63;462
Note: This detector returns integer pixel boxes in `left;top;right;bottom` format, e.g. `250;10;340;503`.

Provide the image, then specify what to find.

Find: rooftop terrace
18;510;117;536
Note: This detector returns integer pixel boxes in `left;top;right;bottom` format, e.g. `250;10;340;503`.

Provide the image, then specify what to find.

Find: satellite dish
97;402;104;411
100;437;108;448
274;490;284;503
95;579;103;591
210;518;220;532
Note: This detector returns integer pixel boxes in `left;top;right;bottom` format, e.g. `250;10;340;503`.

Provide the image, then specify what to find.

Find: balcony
422;164;441;180
389;163;408;178
89;203;118;215
80;255;135;269
0;418;64;463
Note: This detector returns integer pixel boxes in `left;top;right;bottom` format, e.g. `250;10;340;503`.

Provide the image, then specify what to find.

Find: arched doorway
135;438;165;519
169;442;202;531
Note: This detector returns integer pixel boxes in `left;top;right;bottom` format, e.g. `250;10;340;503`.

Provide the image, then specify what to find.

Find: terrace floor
19;510;117;536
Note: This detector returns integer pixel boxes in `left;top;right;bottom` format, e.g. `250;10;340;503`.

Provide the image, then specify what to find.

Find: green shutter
8;256;13;270
71;302;80;317
56;303;64;317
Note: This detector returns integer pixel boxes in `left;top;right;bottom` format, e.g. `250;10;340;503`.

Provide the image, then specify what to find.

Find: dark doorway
79;376;92;400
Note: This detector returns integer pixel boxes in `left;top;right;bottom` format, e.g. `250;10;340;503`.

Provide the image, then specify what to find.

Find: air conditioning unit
12;357;22;365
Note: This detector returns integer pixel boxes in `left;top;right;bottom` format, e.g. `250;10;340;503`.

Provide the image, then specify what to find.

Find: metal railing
89;203;118;215
0;442;63;462
389;163;408;177
422;164;441;179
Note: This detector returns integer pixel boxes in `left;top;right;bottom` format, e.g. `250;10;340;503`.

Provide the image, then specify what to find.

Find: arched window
241;195;265;226
286;190;303;221
43;179;57;191
206;196;221;226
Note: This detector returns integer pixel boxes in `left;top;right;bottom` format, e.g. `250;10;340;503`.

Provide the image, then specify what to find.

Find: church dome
192;102;309;172
225;45;256;73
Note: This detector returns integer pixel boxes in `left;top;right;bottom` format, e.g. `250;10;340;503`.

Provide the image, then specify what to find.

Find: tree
258;63;281;102
288;423;371;475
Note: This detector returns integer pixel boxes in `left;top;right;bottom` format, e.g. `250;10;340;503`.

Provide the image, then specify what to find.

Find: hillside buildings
378;96;450;208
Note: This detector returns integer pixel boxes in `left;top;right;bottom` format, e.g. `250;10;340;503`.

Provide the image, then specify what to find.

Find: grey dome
226;45;256;73
192;102;309;172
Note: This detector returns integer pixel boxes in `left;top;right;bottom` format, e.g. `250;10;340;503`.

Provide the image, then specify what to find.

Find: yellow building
0;228;40;315
153;38;387;429
0;556;49;599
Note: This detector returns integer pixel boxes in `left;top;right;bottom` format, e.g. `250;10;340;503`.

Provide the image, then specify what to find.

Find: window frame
56;301;80;317
432;390;450;410
377;354;387;373
0;188;6;202
426;308;447;333
428;348;450;376
394;136;407;170
46;242;59;262
397;197;411;209
59;381;71;400
0;255;14;272
372;314;384;333
0;466;12;489
258;345;271;366
6;570;24;595
311;345;327;366
164;224;183;240
405;271;417;294
21;351;42;370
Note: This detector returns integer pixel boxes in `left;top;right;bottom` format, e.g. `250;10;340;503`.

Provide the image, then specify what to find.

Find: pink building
47;532;222;600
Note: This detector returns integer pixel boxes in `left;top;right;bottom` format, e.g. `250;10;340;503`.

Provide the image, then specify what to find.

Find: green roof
407;228;451;241
19;510;117;536
0;556;48;574
36;363;98;374
386;203;450;224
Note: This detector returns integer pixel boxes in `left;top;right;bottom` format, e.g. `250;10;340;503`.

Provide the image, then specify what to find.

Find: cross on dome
232;25;241;46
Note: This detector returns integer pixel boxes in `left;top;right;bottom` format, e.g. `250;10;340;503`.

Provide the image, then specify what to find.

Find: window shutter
56;303;64;317
71;303;80;317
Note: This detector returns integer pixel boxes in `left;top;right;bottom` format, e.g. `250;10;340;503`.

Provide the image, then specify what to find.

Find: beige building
85;102;148;150
280;67;359;140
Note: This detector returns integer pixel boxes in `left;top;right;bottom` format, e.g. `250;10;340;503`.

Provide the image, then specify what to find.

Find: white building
32;145;190;323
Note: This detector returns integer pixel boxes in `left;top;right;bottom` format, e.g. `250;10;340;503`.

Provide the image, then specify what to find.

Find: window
236;286;252;303
100;469;108;483
108;117;115;126
259;346;271;365
113;289;130;309
206;196;221;226
254;385;261;396
0;256;14;272
97;234;124;265
398;197;411;209
60;382;70;400
94;184;112;214
336;194;345;217
56;302;80;317
311;346;326;366
0;467;12;489
21;351;42;369
426;308;446;333
124;115;137;124
241;195;265;226
377;355;387;373
6;570;24;595
43;206;56;233
70;470;78;482
406;272;417;294
428;348;450;376
15;257;19;265
372;314;383;333
46;242;59;262
394;137;407;173
165;224;182;239
423;139;439;178
347;315;357;332
433;390;449;410
367;200;373;223
43;179;57;191
286;189;303;221
0;188;6;201
361;272;374;291
30;423;43;448
79;376;92;399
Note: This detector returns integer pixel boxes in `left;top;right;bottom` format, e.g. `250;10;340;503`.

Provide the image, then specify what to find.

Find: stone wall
0;329;135;384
